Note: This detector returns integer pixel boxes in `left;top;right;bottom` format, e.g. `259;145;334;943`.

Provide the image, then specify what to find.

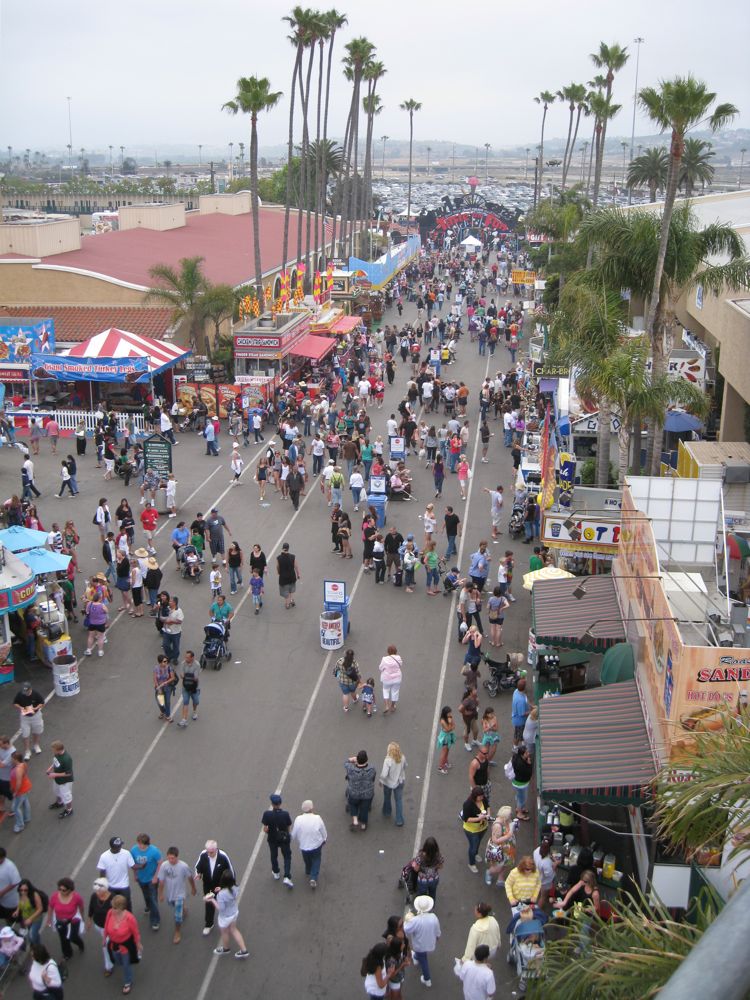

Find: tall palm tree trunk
617;421;632;485
586;119;597;197
406;113;414;237
339;95;356;255
537;107;548;205
323;29;338;259
283;47;302;272
295;60;308;270
250;113;264;309
348;82;361;257
562;106;584;190
595;395;612;486
560;104;575;194
313;39;324;272
301;43;315;289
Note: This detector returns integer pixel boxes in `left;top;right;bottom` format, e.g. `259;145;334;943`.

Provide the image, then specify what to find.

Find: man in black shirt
443;506;461;560
261;793;293;887
12;683;45;760
383;526;404;580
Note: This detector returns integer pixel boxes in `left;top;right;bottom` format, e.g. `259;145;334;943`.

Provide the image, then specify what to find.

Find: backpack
183;670;199;693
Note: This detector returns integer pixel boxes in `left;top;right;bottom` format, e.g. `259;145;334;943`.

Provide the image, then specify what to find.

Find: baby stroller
200;620;231;670
482;651;524;696
179;544;202;584
507;915;546;994
508;500;526;539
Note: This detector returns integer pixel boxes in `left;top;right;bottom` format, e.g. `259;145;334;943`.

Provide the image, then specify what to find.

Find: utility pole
380;135;388;179
198;144;203;169
621;140;628;191
108;145;113;177
228;142;234;182
484;143;491;182
524;147;530;181
120;146;125;170
739;148;747;189
426;145;431;176
627;36;645;204
66;96;73;169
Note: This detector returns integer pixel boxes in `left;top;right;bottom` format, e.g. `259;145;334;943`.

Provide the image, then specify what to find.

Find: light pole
580;141;589;183
524;147;530;180
66;96;73;169
627;36;644;204
426;145;431;176
198;144;203;169
484;143;491;182
739;148;747;189
621;140;628;190
380;135;388;179
238;142;245;177
108;145;113;177
120;146;125;170
228;142;234;181
6;146;11;173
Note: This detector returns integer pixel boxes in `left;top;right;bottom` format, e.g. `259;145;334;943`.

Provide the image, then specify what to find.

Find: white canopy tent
460;235;482;248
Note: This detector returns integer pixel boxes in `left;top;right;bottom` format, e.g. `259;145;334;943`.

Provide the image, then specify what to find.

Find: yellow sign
511;270;537;285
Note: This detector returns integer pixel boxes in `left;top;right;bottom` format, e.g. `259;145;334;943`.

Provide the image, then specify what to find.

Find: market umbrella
664;410;702;433
727;533;750;560
18;548;71;575
523;565;575;591
0;525;49;552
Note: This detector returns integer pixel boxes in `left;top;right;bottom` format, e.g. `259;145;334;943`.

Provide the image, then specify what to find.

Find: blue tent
0;525;49;552
18;548;71;575
664;411;702;433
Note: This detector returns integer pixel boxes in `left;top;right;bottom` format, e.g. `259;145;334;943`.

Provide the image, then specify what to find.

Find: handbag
504;758;515;781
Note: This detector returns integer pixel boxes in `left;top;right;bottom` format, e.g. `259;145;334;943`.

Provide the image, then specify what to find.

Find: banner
539;405;556;510
29;354;149;383
0;319;55;363
556;452;576;508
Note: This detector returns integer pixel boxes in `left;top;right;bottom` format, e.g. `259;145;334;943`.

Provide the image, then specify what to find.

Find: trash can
320;611;344;651
367;493;388;529
53;654;80;698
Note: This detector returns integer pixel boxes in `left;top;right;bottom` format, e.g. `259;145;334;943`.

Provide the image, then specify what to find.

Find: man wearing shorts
483;486;504;542
276;543;300;610
206;508;231;567
47;740;74;818
12;683;44;761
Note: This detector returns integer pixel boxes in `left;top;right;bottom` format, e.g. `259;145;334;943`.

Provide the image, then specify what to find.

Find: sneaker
437;766;448;774
309;879;317;889
464;742;472;751
97;649;104;657
177;720;187;728
83;648;92;656
420;976;432;987
152;924;160;931
484;870;493;885
32;745;42;755
23;751;31;762
508;595;516;602
234;949;249;959
60;808;74;819
468;864;479;874
213;947;231;956
202;927;212;936
192;713;198;721
283;877;294;888
272;872;281;880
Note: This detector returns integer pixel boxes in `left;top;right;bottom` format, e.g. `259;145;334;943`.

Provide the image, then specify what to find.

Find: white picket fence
6;409;147;436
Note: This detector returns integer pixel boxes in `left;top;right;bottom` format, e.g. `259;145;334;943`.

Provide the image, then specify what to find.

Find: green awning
538;679;656;805
601;642;635;685
531;575;625;653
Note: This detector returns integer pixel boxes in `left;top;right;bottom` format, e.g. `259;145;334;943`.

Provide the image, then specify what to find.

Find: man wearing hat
144;555;163;614
97;837;135;909
139;501;159;555
261;794;293;888
12;683;44;761
291;800;327;890
403;895;442;988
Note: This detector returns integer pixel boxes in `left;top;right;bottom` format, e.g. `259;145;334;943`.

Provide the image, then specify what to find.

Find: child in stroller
200;620;232;670
179;543;202;582
507;909;545;994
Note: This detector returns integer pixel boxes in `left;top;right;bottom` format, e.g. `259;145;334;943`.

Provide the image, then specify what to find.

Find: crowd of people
0;238;588;999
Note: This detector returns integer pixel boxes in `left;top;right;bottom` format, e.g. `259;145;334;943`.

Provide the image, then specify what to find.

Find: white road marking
194;562;367;1000
412;353;491;854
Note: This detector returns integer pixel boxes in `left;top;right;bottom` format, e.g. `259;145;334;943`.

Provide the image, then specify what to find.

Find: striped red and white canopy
66;328;190;374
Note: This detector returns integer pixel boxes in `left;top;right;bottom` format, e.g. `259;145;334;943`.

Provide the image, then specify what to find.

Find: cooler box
367;493;388;528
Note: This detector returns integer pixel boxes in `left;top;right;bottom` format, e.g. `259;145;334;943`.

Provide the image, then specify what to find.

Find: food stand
0;546;38;684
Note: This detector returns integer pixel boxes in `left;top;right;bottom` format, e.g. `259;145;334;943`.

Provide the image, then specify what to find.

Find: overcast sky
1;0;749;157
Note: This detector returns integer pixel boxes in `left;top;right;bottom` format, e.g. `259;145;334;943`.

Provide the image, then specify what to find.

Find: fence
6;409;147;436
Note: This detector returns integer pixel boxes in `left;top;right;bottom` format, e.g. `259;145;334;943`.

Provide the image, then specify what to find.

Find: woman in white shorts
206;871;248;960
378;645;403;715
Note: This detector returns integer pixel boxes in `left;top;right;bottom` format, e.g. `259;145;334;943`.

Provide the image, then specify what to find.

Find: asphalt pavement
0;293;538;999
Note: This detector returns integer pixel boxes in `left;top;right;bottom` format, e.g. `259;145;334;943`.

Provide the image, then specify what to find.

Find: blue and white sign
323;580;347;605
30;354;149;383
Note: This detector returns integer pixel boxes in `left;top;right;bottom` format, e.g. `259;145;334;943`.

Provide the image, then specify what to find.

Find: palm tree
339;38;376;254
533;90;556;207
144;256;210;351
679;136;715;196
559;84;588;192
321;9;348;259
589;42;629;206
298;10;328;285
627;146;669;202
200;283;237;360
360;59;386;254
585;75;606;196
579;203;750;470
639;75;738;470
281;7;308;272
223;76;283;310
400;98;422;235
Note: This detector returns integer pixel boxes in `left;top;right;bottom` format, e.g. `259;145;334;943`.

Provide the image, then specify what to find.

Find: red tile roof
0;305;173;343
34;209;333;290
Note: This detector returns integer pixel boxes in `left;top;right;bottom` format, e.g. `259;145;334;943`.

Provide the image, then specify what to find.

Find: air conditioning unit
724;462;750;484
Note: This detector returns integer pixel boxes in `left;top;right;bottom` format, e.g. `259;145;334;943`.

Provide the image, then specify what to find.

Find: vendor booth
0;545;38;684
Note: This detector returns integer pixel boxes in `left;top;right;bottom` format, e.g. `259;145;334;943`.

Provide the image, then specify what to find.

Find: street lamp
66;96;73;168
120;146;125;170
108;145;113;177
524;147;530;181
621;140;628;190
198;144;203;169
426;145;431;176
238;142;245;177
739;148;747;189
6;146;11;173
380;135;388;179
484;143;491;182
228;142;234;181
627;36;645;205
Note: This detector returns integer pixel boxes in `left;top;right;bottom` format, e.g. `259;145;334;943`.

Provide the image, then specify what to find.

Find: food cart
0;545;38;685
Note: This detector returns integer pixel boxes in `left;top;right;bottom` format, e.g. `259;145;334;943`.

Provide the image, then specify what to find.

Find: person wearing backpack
178;651;201;728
